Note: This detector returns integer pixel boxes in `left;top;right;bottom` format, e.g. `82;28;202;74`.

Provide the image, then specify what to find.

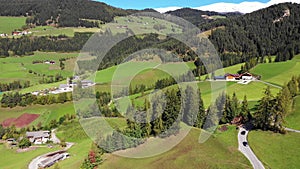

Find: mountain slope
166;8;241;27
0;0;140;27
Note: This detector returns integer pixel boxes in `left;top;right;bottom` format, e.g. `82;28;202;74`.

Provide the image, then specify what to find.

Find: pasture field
133;81;280;108
100;127;251;169
0;102;75;127
103;16;182;35
200;63;243;80
0;16;26;34
0;52;78;85
248;130;300;169
215;63;244;76
285;96;300;130
251;55;300;86
29;26;101;37
95;61;191;88
199;81;280;107
0;144;60;169
201;81;279;107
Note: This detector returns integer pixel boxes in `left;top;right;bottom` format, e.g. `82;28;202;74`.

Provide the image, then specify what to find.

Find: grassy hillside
100;126;251;169
95;61;191;88
133;81;280;108
103;16;182;35
0;144;60;169
248;130;300;169
0;16;26;34
29;26;101;37
0;52;78;85
0;102;75;127
285;96;300;130
251;55;300;86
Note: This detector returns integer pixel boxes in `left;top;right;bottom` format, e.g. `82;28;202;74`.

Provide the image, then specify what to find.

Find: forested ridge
166;8;241;27
0;0;154;27
0;2;300;72
205;3;300;62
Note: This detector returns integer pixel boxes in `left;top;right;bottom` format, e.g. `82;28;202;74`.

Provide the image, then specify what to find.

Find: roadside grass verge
248;130;300;169
251;55;300;86
100;127;251;169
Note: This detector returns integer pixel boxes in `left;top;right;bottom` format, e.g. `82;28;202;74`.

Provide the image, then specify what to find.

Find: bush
19;138;31;149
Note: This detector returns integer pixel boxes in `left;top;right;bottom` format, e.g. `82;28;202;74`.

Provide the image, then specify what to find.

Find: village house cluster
11;30;32;36
32;76;96;96
214;72;256;84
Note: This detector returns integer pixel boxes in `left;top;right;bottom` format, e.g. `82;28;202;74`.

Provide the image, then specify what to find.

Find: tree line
253;76;299;133
0;32;92;57
0;80;30;92
0;0;139;27
1;92;71;108
96;84;206;153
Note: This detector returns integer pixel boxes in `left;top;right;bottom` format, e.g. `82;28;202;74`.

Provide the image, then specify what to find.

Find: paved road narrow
238;127;265;169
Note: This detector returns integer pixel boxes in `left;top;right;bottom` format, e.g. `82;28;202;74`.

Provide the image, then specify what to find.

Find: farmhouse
11;31;32;36
241;72;253;80
225;74;241;81
26;131;50;144
215;72;255;81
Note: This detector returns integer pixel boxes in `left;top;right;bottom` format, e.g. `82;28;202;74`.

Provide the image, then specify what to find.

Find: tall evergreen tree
254;87;275;130
240;95;251;123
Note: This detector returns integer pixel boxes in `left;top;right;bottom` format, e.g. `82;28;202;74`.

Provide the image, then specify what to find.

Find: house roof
26;131;50;139
241;72;253;76
81;80;93;83
225;73;241;78
59;84;69;89
214;76;226;79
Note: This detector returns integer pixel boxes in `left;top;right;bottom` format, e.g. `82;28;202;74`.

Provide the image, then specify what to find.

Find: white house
26;131;50;144
241;72;253;80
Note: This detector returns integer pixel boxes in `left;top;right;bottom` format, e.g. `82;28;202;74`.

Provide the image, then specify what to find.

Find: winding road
238;127;265;169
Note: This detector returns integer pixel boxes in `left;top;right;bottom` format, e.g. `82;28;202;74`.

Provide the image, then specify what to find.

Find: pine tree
182;85;198;126
254;86;276;130
231;92;240;117
194;89;205;128
240;95;251;123
277;85;293;115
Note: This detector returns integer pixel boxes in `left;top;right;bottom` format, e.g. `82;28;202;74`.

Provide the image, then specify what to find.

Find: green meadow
100;127;251;169
285;96;300;130
0;16;26;34
0;52;78;85
251;55;300;86
95;61;191;88
0;144;61;169
103;16;182;35
132;81;280;108
29;26;101;37
248;130;300;169
0;102;75;126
